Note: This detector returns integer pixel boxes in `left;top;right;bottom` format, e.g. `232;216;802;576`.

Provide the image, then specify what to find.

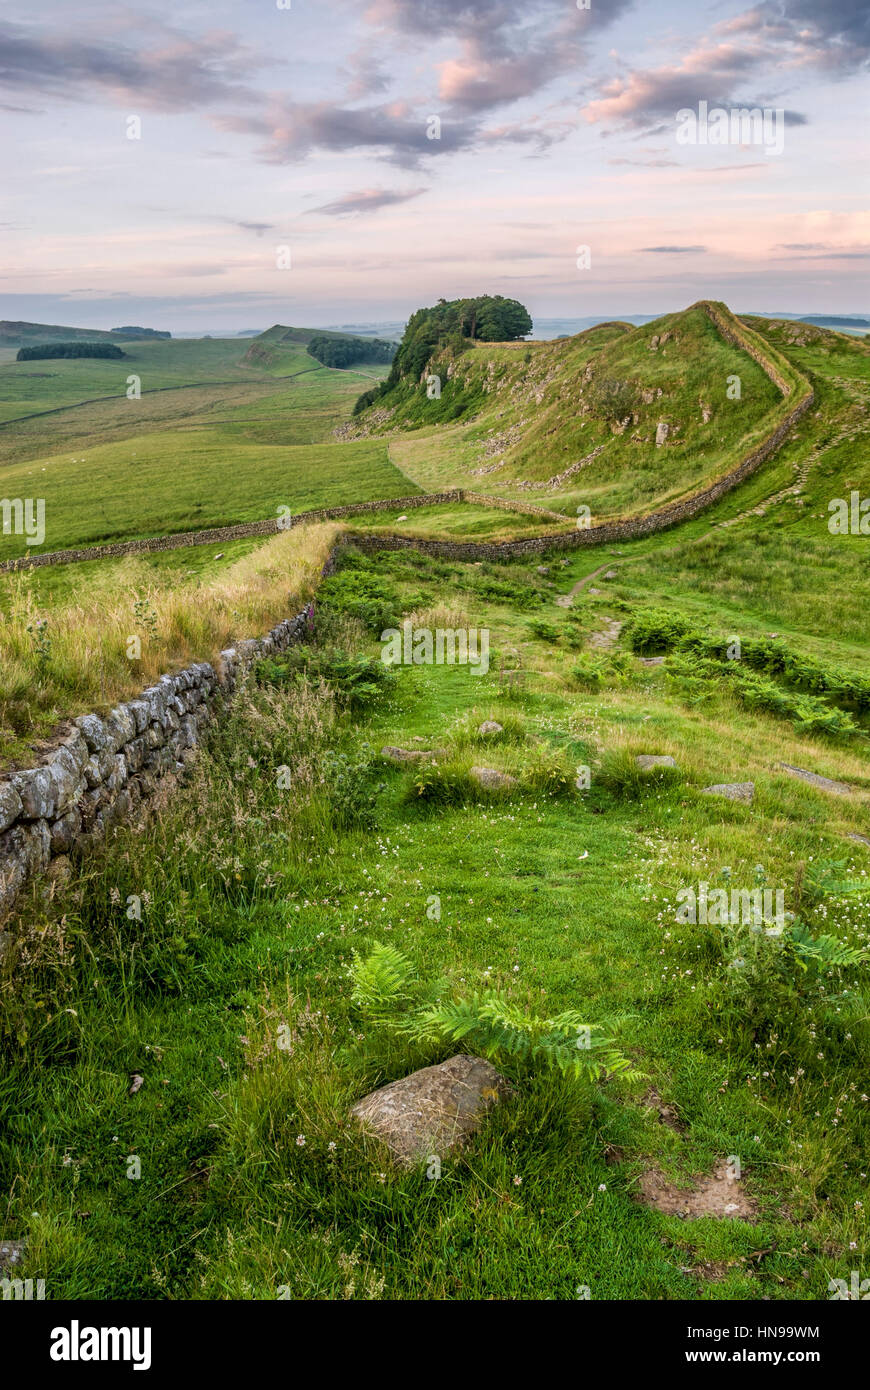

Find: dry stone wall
0;608;312;922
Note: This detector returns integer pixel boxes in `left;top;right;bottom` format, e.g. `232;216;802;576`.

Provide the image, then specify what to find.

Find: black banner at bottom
3;1297;864;1375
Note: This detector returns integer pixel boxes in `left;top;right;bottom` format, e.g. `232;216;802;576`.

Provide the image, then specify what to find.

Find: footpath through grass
1;546;868;1300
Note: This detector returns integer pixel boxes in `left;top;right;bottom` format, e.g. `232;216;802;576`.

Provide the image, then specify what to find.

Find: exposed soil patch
638;1161;758;1221
642;1086;686;1132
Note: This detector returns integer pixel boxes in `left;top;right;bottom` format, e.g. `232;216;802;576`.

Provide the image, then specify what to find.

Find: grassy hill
0;320;169;348
347;301;812;520
242;323;397;374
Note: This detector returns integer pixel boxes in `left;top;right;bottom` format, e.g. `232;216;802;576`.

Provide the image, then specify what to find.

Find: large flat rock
780;764;853;797
350;1054;510;1166
701;782;755;804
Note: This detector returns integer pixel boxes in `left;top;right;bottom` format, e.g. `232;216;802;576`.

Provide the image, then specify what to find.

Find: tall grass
0;522;342;758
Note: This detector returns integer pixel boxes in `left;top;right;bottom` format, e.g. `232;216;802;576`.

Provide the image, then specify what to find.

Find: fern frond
350;942;416;1014
790;922;868;969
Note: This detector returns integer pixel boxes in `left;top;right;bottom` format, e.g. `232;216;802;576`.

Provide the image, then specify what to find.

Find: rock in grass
779;764;853;797
469;766;517;790
477;721;504;736
701;782;755;804
350;1055;510;1167
635;755;676;771
380;746;444;763
848;832;870;848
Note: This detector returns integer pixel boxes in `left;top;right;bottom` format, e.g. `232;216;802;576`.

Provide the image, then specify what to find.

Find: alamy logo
828;1270;870;1300
1;1276;45;1300
381;620;490;675
828;492;870;535
675;102;785;156
0;497;45;546
676;882;786;929
50;1320;152;1370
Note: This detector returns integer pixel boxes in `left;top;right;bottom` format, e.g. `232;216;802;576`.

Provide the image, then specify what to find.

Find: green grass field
1;307;869;1303
2;542;868;1299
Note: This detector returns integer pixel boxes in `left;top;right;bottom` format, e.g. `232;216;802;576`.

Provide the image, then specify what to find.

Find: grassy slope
0;338;398;557
352;305;789;519
1;543;868;1300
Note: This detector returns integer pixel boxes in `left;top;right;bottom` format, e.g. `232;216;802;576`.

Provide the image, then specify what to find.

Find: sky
0;0;868;333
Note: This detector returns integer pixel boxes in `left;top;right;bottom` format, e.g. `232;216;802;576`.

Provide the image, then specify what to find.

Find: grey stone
635;755;677;771
848;833;870;848
381;746;443;763
50;809;81;856
103;789;132;828
477;721;504;736
0;782;23;834
469;766;517;790
124;737;147;773
75;713;114;754
127;699;150;734
11;766;56;819
60;728;89;771
104;706;136;751
701;782;755;804
84;749;114;789
350;1054;511;1167
108;755;128;791
142;685;169;722
47;745;86;814
779;764;853;797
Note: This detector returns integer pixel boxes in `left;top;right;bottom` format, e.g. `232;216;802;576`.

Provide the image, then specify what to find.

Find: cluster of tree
353;294;531;414
111;326;171;339
16;343;126;361
307;334;396;368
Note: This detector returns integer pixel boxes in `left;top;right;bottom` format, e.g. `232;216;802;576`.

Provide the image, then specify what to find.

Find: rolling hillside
347;301;813;520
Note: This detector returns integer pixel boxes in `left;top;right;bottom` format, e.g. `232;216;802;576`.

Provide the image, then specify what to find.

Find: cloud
365;0;633;116
640;245;707;253
582;1;867;133
0;19;263;110
232;221;275;236
215;100;481;167
306;187;428;216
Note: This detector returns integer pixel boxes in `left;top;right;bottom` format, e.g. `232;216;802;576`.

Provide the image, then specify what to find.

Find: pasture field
1;540;868;1300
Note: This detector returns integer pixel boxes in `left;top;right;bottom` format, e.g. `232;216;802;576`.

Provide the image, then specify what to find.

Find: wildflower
513;1175;522;1187
296;1134;306;1147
